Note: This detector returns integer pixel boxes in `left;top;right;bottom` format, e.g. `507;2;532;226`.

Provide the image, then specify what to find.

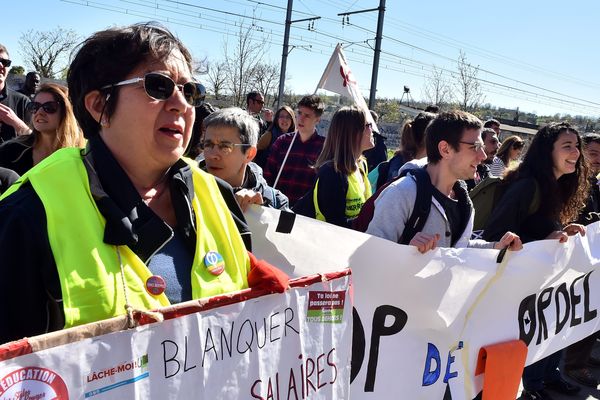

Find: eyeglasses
26;101;61;114
0;58;11;68
459;140;485;152
253;98;265;105
278;114;292;120
101;72;199;106
201;140;250;154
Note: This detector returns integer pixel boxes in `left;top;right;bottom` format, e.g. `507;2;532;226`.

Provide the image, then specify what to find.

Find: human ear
84;90;109;125
246;146;257;162
438;140;451;158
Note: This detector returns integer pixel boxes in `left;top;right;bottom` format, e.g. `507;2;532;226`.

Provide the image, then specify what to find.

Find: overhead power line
62;0;600;115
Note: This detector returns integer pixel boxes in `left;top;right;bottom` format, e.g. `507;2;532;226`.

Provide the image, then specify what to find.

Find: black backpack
352;167;433;245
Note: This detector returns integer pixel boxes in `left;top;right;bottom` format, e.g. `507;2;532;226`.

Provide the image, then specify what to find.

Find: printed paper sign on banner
246;207;600;400
0;274;352;399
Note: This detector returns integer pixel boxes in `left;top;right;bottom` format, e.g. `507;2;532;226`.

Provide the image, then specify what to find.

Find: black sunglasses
26;101;61;114
0;58;11;68
101;72;199;106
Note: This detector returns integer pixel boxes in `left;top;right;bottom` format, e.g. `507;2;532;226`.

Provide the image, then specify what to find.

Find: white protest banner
245;207;600;400
316;43;378;130
0;273;352;400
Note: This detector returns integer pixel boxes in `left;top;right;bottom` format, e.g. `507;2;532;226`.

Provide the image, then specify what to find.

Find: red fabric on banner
0;338;32;362
475;340;527;400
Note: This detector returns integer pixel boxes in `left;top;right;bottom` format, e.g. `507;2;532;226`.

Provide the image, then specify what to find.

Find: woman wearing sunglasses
0;83;84;175
254;105;296;168
0;23;287;344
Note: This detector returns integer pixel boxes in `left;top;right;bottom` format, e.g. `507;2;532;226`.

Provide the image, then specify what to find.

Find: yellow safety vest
314;158;372;222
2;148;250;328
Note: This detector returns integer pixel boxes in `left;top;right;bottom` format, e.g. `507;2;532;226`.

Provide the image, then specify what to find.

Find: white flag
316;44;379;131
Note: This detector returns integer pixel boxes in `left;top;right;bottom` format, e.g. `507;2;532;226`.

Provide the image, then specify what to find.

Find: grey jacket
366;173;494;249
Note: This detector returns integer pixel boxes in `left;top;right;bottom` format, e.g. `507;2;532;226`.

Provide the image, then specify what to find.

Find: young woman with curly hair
483;122;589;399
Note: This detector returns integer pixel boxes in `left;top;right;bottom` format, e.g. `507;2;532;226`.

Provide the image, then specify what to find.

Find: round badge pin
204;251;225;276
145;275;166;296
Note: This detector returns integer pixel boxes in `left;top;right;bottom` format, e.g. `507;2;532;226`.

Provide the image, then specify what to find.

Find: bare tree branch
223;22;268;107
18;27;81;78
251;63;280;107
453;50;484;111
205;61;228;100
422;65;452;108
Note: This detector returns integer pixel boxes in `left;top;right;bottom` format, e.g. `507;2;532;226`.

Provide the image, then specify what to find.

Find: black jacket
198;160;289;211
0;135;251;344
578;177;600;225
482;176;559;243
0;87;30;142
240;162;289;210
0;166;18;194
0;134;34;175
465;162;492;191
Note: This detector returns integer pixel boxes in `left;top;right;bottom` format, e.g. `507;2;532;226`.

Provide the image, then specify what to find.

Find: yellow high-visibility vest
2;148;250;328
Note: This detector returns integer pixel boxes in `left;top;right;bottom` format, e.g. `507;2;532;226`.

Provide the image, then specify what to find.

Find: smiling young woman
0;83;84;175
483;122;590;400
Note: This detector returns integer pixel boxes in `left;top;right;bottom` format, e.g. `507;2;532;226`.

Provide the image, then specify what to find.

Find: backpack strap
399;167;433;245
375;160;391;190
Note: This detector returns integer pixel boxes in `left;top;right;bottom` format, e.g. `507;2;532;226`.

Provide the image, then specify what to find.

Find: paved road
516;343;600;400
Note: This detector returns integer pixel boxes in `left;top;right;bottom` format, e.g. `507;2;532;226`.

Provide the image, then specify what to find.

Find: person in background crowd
0;43;30;142
200;107;289;211
311;106;373;227
484;118;501;135
489;135;524;177
0;23;287;345
369;111;435;191
0;83;85;175
18;71;41;99
246;90;272;137
483;122;589;400
264;95;325;206
393;111;437;175
465;127;499;189
184;82;207;159
367;110;521;253
362;110;387;172
0;166;18;194
562;133;600;388
254;105;296;168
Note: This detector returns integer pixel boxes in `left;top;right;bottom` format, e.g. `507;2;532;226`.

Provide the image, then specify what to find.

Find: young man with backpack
365;110;522;253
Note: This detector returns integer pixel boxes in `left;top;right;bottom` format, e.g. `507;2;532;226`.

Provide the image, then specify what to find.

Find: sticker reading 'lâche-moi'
307;291;346;323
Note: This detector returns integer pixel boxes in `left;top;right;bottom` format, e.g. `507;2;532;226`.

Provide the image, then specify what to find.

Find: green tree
8;66;25;75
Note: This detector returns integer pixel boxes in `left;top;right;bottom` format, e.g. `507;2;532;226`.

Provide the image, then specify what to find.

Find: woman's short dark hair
506;122;589;224
67;22;193;138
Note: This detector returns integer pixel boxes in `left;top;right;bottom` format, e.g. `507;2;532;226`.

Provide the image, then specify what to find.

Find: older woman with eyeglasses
0;23;287;345
0;83;85;175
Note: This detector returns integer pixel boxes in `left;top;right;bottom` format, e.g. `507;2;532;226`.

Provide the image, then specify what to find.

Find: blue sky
4;0;600;117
